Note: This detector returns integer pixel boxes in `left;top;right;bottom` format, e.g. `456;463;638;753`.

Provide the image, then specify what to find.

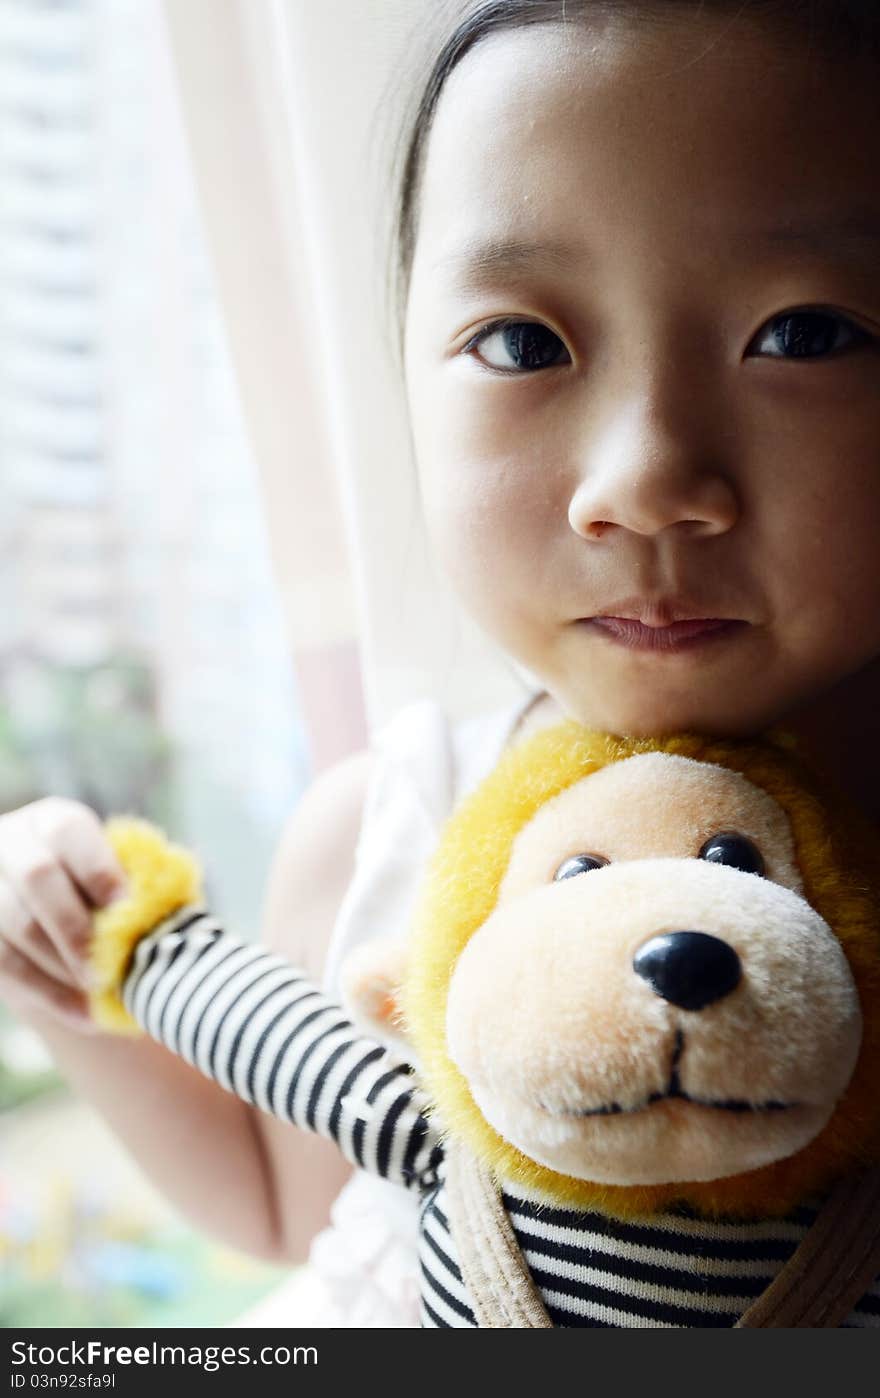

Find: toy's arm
88;820;443;1194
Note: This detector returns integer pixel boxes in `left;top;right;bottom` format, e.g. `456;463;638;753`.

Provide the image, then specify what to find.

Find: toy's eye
554;853;609;881
698;831;765;876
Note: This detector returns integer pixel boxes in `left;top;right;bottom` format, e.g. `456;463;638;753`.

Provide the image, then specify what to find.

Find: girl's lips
585;618;745;651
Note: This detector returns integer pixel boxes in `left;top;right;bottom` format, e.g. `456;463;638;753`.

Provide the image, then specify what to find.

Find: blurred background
0;0;311;1325
0;0;521;1326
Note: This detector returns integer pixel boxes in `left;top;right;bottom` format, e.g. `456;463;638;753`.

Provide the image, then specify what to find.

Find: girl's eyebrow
433;215;880;293
432;237;580;294
751;214;880;261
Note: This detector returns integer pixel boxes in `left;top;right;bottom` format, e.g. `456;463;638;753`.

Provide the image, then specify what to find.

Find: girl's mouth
584;618;747;651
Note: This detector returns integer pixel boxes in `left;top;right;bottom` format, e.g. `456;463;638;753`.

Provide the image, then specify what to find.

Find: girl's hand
0;797;128;1034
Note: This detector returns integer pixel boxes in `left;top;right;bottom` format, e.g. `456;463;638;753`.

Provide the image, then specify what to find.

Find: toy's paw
88;816;204;1034
340;937;409;1052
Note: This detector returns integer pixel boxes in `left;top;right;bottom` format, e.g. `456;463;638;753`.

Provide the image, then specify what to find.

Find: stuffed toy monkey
87;722;880;1327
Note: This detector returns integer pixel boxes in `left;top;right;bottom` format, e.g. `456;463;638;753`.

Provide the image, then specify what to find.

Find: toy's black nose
633;931;741;1011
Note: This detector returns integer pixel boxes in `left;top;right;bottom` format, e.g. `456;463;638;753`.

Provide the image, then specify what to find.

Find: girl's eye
747;308;870;360
554;853;609;881
464;319;571;373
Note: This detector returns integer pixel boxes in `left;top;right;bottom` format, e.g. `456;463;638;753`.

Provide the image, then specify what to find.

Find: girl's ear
339;937;409;1051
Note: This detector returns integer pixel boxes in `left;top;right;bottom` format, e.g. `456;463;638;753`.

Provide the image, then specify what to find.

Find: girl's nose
567;395;740;541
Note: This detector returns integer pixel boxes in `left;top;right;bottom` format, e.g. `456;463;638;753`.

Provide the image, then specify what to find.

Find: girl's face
403;14;880;737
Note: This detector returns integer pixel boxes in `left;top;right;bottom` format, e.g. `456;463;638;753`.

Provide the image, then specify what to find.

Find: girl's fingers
29;798;127;910
0;820;93;985
0;877;81;988
0;936;101;1035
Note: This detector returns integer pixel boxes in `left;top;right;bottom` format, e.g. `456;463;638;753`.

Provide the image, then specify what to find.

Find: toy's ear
339;937;409;1053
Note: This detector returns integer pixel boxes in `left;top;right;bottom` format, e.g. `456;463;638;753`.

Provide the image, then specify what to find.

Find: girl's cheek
424;478;565;645
452;382;572;463
423;447;553;557
744;416;880;581
421;461;506;581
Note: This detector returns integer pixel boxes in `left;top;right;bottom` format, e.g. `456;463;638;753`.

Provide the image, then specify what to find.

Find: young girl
2;0;879;1327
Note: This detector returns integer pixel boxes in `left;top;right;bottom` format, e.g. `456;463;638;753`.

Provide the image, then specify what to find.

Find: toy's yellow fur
87;817;204;1034
402;721;880;1219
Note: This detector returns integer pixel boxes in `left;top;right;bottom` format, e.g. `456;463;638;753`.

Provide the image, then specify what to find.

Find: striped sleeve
120;904;444;1192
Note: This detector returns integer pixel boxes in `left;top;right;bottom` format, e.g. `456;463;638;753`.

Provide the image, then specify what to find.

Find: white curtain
159;0;526;757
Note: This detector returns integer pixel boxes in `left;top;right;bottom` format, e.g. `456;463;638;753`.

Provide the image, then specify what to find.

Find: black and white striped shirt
122;907;880;1328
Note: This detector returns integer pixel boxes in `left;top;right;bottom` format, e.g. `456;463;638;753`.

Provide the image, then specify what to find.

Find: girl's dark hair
388;0;878;356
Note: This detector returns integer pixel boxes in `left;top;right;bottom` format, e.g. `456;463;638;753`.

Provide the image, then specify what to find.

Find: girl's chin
547;684;772;741
539;630;783;736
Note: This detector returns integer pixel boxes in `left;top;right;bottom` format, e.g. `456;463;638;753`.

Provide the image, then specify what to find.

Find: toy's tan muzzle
447;858;862;1184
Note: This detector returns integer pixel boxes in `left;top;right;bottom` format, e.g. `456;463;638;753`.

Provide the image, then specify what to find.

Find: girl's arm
18;750;374;1263
20;1004;284;1258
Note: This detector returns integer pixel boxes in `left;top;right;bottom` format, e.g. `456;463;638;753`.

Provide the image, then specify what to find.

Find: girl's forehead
411;20;880;281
